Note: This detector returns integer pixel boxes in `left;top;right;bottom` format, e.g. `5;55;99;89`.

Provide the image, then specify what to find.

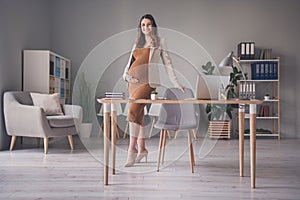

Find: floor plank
0;136;300;199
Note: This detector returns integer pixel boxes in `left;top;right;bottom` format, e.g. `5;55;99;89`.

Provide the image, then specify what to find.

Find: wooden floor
1;135;300;200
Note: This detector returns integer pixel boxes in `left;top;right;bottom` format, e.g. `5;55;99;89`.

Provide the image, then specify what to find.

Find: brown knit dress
127;47;154;126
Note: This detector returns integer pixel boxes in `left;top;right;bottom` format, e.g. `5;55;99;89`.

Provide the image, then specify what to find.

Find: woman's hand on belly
125;74;139;83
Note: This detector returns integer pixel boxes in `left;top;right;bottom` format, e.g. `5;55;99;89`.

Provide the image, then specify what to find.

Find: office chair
154;88;197;173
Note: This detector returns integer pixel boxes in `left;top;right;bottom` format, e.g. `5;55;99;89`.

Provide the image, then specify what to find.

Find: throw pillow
30;93;64;115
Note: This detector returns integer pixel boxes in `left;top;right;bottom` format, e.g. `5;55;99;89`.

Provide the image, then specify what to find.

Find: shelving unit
23;50;71;104
237;57;280;140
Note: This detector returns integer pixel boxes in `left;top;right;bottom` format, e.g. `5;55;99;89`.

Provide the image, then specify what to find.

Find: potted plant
226;65;248;100
197;60;249;138
78;72;94;138
201;61;247;138
151;90;158;100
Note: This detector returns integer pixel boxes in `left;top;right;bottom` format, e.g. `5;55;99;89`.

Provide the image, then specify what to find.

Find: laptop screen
195;74;230;100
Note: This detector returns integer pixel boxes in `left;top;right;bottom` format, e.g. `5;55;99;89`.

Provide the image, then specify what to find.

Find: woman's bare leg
136;125;148;163
128;122;140;153
137;125;146;152
124;122;140;167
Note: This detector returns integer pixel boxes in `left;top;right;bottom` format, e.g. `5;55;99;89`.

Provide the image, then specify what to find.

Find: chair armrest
4;102;50;137
62;104;83;130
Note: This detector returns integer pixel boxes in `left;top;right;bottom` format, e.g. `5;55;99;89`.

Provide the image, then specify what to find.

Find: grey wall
0;0;51;150
0;0;299;150
50;0;300;138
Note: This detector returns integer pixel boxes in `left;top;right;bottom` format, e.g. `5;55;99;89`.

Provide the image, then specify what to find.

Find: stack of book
105;92;125;99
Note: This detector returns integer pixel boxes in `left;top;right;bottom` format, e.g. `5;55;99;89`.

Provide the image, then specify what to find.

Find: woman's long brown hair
136;14;160;48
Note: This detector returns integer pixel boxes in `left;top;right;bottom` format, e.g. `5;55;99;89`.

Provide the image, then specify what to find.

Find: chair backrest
156;88;197;130
148;103;162;116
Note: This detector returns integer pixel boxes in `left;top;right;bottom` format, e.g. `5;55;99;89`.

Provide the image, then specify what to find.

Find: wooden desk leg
238;104;245;177
103;103;111;185
111;105;117;175
250;104;257;188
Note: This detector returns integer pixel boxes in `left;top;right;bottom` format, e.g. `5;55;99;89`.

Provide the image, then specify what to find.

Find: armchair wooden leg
44;138;49;154
161;130;167;165
157;130;164;172
188;130;195;173
10;136;17;151
192;129;198;141
68;135;74;150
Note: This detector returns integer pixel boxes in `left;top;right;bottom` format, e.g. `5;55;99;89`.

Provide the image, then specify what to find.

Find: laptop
194;74;230;100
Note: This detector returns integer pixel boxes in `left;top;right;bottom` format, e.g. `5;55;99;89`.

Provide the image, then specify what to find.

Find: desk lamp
219;51;254;99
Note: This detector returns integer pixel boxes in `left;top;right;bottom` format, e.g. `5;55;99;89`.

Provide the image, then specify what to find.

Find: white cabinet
23;50;71;104
238;57;280;140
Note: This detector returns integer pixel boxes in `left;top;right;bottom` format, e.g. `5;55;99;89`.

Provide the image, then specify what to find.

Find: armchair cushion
30;93;63;115
47;115;75;128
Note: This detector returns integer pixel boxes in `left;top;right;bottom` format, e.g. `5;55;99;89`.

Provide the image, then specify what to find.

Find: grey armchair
3;91;82;154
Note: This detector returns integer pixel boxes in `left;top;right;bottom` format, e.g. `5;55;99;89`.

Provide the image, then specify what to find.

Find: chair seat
47;115;75;128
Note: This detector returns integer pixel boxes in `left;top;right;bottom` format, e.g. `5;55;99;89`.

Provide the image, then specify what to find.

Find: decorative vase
264;95;270;100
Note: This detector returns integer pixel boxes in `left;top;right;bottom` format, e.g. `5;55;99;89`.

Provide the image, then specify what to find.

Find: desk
97;98;263;188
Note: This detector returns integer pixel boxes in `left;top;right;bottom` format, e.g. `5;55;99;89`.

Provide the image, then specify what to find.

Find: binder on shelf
264;62;269;80
269;62;274;79
273;62;278;79
260;62;265;80
250;61;278;80
251;63;260;80
238;41;255;60
250;42;255;59
238;43;246;59
245;43;250;59
255;63;260;80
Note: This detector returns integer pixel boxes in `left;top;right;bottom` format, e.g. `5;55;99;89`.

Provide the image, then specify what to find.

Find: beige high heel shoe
124;152;137;167
136;149;148;163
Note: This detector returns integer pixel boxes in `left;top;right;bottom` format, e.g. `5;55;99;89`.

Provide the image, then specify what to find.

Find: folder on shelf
264;62;269;80
269;62;274;79
238;42;246;59
273;63;278;79
260;62;265;80
238;42;255;59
